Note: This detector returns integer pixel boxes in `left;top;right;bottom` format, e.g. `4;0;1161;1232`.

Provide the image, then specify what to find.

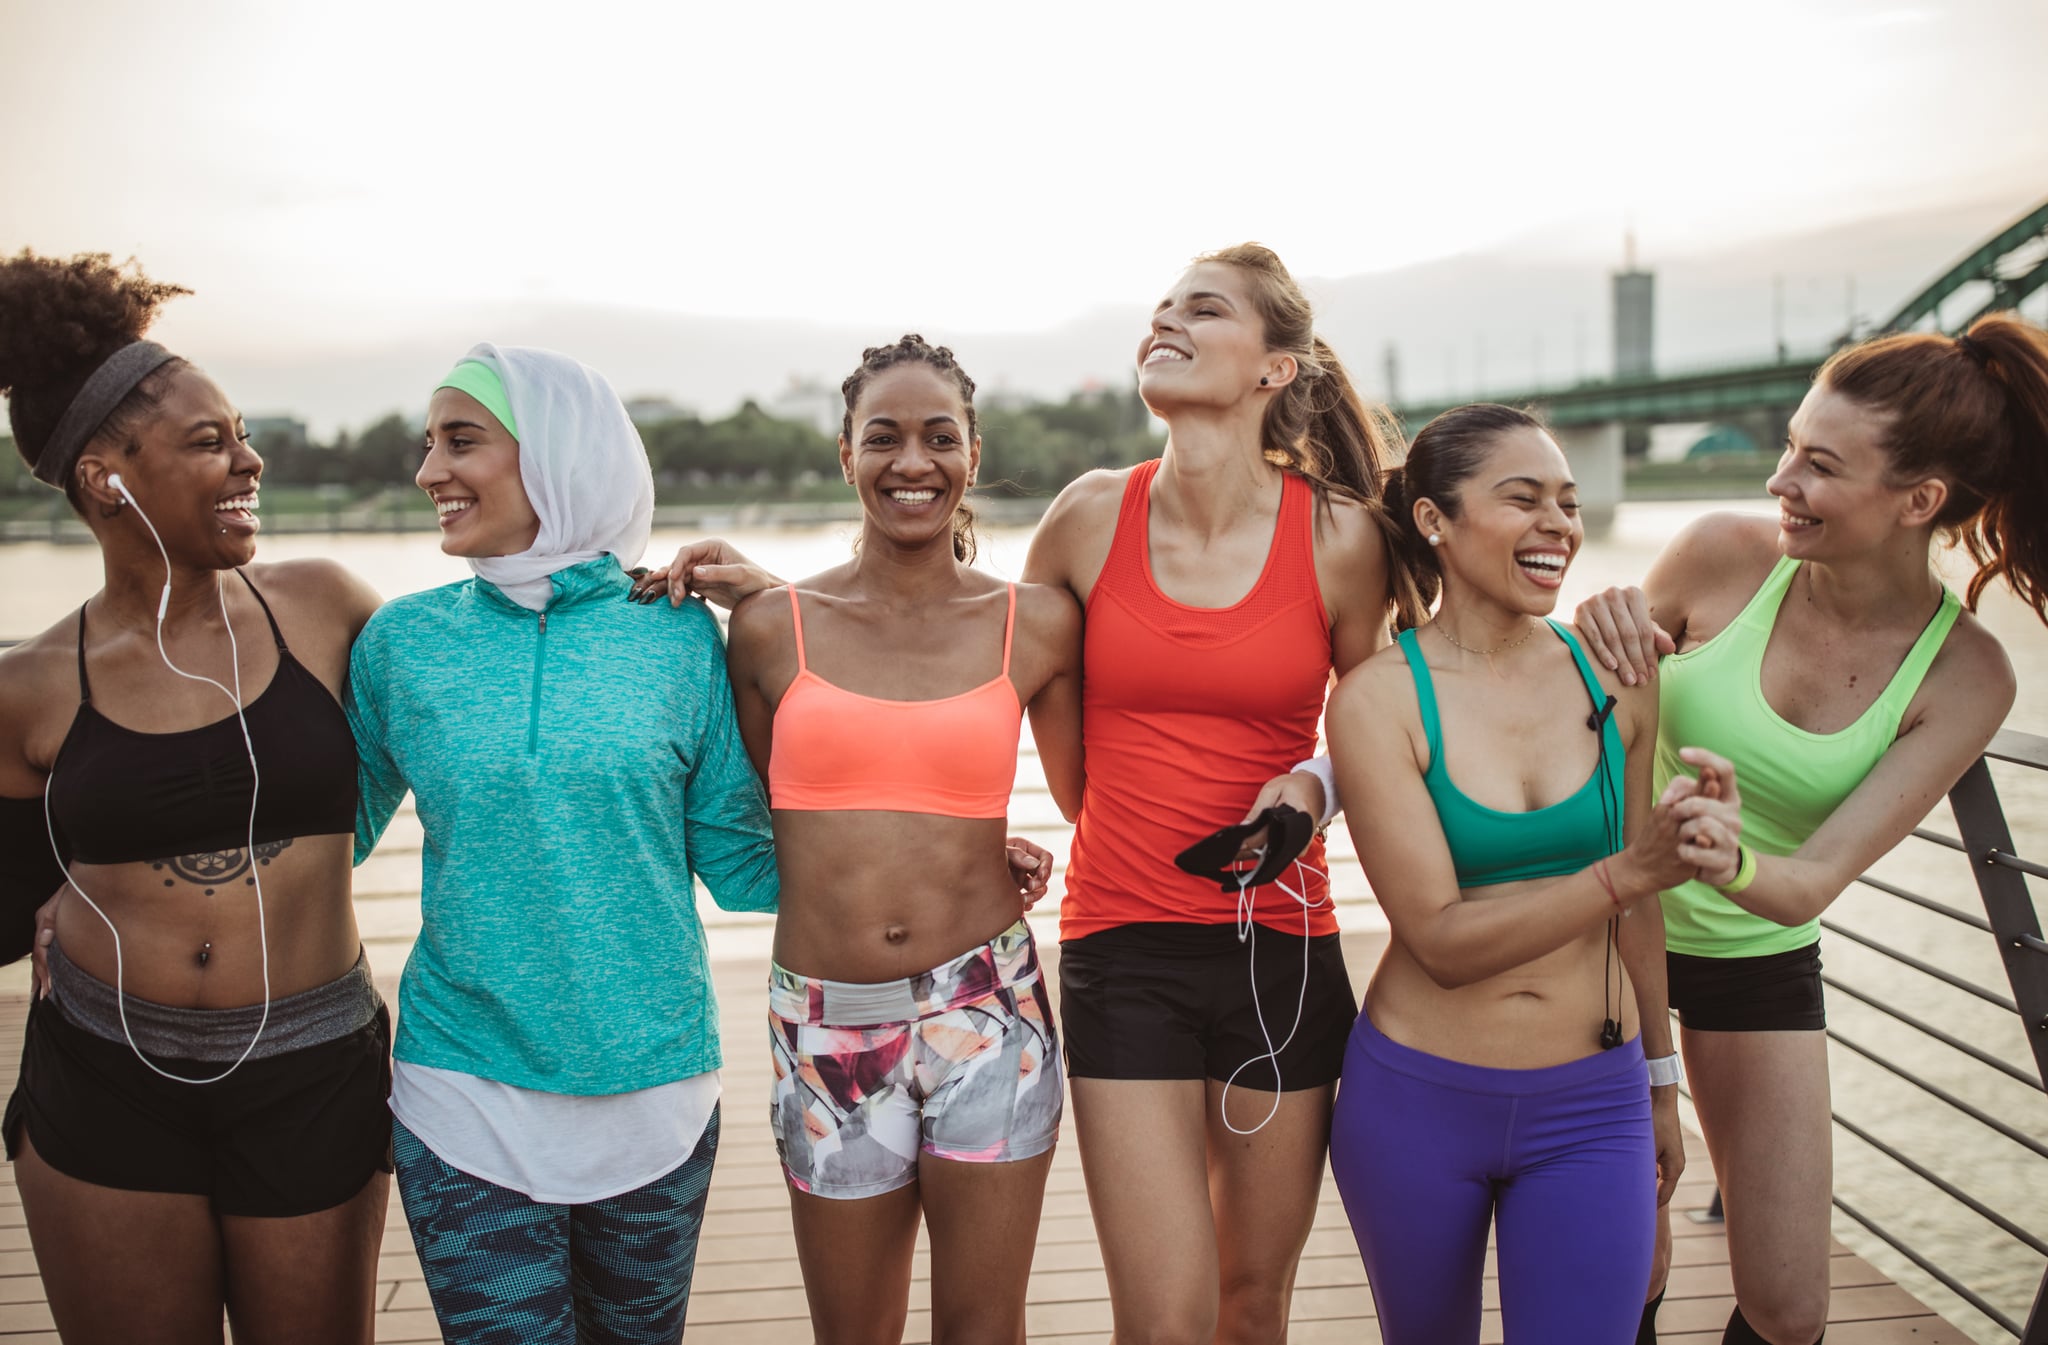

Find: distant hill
187;194;2033;436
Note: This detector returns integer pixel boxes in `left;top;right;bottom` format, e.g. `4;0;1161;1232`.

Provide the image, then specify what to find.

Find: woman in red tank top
1023;245;1411;1345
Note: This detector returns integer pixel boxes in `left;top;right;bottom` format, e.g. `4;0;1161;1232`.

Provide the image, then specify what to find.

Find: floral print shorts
767;920;1063;1199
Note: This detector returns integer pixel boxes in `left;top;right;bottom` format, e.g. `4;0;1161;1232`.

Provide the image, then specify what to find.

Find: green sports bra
1398;621;1627;890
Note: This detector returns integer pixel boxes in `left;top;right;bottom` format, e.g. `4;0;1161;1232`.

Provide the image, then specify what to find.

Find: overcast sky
4;0;2045;425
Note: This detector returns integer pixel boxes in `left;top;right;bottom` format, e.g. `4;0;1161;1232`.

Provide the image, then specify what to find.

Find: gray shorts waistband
48;940;383;1063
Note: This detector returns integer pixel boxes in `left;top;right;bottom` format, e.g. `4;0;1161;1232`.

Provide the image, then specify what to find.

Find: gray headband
31;340;179;488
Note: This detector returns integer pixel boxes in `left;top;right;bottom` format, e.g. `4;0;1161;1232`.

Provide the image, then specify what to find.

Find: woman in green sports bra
1577;313;2048;1345
1325;404;1744;1344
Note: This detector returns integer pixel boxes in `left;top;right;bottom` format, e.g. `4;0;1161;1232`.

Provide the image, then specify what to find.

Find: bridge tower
1613;231;1655;380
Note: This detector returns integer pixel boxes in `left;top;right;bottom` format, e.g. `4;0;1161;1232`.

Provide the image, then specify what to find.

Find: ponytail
1820;312;2048;624
1275;336;1405;506
1954;316;2048;622
1194;244;1413;627
1379;465;1437;632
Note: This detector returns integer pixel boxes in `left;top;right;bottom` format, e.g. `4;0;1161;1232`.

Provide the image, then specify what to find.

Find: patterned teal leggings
393;1108;719;1345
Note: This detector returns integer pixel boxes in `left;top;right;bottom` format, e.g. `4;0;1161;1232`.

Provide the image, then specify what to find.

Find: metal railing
1685;728;2048;1342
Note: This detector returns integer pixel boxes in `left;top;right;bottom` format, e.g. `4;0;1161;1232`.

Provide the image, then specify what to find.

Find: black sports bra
45;572;358;866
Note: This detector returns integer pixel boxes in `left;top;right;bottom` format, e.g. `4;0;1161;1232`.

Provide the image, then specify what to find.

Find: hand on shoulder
1575;511;1779;682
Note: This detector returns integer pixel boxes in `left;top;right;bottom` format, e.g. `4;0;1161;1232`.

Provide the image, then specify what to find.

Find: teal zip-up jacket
347;555;777;1095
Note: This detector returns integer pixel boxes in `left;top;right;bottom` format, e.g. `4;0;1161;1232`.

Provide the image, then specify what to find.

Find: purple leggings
1329;1012;1656;1345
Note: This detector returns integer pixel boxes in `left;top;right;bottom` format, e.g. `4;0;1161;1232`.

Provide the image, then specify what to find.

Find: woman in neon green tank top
1576;314;2048;1345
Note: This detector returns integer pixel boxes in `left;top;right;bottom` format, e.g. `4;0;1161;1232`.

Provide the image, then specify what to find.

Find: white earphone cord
41;481;271;1085
1220;846;1331;1136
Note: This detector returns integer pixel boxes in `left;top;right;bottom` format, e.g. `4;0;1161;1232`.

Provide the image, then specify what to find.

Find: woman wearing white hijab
345;345;778;1344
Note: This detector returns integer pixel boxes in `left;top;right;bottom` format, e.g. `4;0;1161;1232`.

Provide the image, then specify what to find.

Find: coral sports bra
767;584;1022;819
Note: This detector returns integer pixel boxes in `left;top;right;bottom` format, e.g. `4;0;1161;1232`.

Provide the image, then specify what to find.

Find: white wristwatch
1645;1053;1684;1088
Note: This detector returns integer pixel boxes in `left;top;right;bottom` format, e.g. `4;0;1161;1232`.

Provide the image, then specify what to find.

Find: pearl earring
1428;533;1442;547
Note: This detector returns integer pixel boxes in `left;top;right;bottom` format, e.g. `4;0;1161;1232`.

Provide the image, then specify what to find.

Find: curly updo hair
840;333;979;563
0;251;191;512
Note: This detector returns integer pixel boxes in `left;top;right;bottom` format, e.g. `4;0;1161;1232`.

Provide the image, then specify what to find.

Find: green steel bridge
1391;195;2048;432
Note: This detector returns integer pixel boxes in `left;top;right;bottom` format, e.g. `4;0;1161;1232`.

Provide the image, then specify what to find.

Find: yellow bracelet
1717;843;1758;895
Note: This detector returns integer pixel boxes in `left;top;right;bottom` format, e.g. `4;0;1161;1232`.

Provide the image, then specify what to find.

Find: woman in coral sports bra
635;248;1407;1338
1022;245;1408;1344
722;335;1083;1344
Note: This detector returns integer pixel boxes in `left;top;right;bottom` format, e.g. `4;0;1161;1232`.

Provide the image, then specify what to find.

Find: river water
3;500;2044;1338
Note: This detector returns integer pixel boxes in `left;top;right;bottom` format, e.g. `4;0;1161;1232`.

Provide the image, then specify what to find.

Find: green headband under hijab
436;360;519;439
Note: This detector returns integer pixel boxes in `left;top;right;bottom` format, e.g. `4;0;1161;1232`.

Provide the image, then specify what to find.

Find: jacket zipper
528;610;549;755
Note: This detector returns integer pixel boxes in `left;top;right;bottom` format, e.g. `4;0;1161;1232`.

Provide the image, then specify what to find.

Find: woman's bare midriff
770;810;1027;984
1365;876;1640;1070
50;831;363;1007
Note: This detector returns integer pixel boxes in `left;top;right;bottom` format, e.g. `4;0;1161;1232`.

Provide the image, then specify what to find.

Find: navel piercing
196;941;212;968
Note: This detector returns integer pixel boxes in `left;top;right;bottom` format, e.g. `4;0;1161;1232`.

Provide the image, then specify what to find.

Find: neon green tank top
1656;556;1960;958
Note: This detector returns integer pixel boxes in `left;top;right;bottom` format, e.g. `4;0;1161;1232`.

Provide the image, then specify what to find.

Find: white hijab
459;343;655;611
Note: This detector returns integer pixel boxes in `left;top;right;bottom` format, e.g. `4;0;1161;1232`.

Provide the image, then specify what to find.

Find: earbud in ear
107;473;135;506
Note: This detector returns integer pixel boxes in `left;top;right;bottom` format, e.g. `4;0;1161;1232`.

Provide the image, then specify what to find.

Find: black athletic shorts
3;995;394;1217
1666;942;1825;1033
1059;921;1357;1090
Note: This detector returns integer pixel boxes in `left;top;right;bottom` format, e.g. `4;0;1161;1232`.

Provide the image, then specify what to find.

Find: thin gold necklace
1433;618;1542;657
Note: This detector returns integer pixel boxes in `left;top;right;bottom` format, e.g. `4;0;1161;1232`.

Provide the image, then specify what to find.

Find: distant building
624;396;693;426
245;415;309;450
1612;234;1655;381
769;376;843;437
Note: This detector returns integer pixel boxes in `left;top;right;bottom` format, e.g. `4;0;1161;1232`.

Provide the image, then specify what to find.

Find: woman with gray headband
0;252;390;1343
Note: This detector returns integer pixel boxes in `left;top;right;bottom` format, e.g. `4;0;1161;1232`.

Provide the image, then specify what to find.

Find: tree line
2;383;1162;505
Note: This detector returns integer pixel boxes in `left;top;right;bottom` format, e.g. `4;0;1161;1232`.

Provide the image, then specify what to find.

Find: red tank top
1062;459;1336;940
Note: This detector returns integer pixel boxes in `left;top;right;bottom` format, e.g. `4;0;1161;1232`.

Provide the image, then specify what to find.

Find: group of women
0;242;2040;1345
